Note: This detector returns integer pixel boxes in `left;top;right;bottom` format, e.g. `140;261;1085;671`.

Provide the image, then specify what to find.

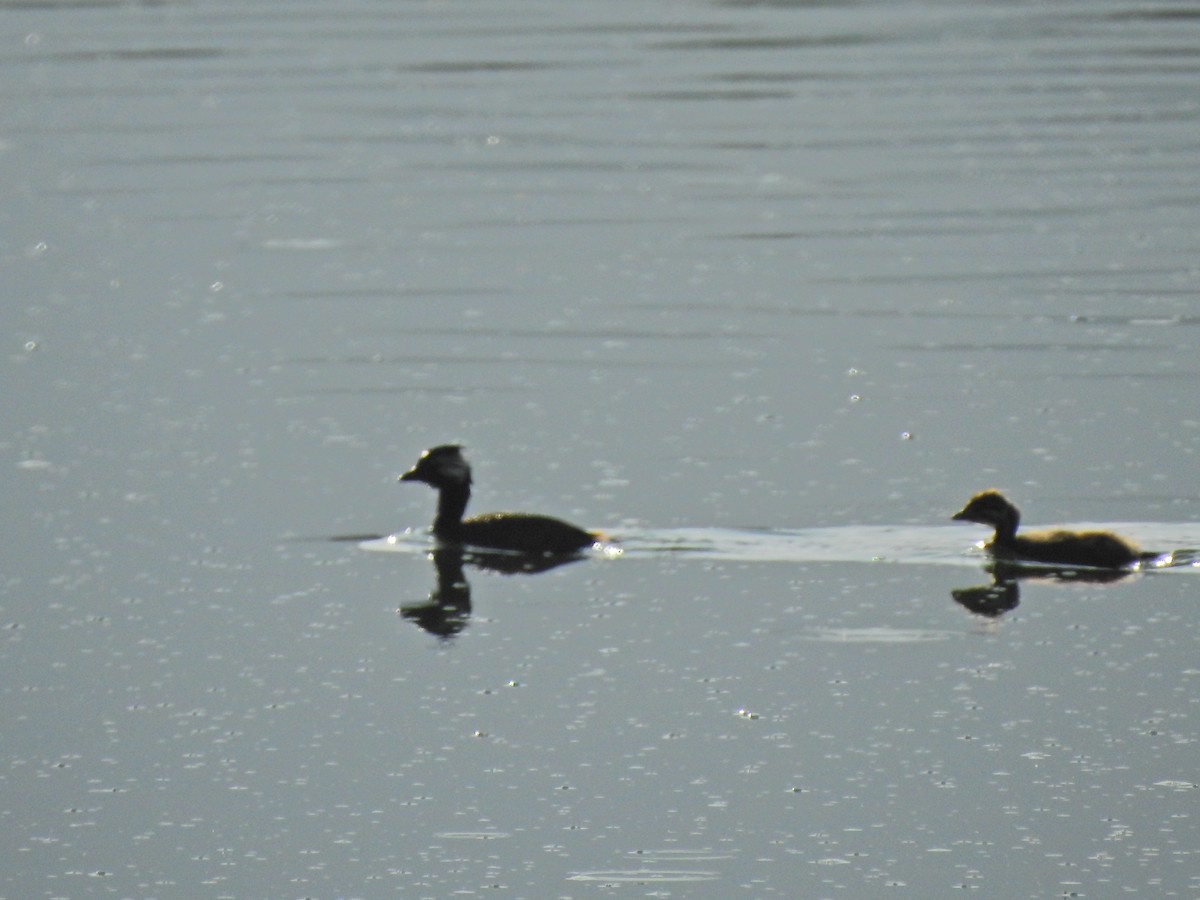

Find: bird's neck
990;510;1019;545
433;482;471;538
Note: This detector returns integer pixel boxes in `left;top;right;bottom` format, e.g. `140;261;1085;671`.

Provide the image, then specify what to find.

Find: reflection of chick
952;489;1154;570
399;445;600;554
951;578;1020;619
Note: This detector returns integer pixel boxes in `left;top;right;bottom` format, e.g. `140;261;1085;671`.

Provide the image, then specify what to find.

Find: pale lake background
4;1;1200;898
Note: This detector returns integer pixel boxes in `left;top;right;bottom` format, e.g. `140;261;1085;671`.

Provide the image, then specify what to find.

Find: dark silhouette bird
952;489;1157;570
399;445;600;555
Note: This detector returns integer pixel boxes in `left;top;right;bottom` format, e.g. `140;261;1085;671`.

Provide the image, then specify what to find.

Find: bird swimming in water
952;489;1157;570
399;445;601;555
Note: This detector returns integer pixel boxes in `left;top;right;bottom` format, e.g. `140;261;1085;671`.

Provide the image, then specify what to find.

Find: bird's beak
951;509;968;521
398;469;418;483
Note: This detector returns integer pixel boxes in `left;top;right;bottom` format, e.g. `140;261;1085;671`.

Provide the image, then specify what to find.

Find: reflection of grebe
400;547;471;640
952;489;1155;569
399;546;588;641
399;445;600;554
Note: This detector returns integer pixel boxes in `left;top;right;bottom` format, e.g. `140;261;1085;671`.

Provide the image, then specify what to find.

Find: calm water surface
3;0;1199;897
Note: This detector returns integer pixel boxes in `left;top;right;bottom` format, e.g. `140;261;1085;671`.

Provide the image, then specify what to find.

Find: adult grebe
399;445;600;554
952;489;1156;569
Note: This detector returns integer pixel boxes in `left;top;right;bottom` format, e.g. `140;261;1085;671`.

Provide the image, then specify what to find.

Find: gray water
4;1;1200;897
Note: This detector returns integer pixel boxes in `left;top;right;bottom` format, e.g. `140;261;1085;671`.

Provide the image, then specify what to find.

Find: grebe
952;489;1155;570
399;445;600;554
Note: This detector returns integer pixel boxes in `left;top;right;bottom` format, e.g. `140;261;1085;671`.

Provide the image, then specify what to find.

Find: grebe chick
952;489;1154;570
399;445;600;555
